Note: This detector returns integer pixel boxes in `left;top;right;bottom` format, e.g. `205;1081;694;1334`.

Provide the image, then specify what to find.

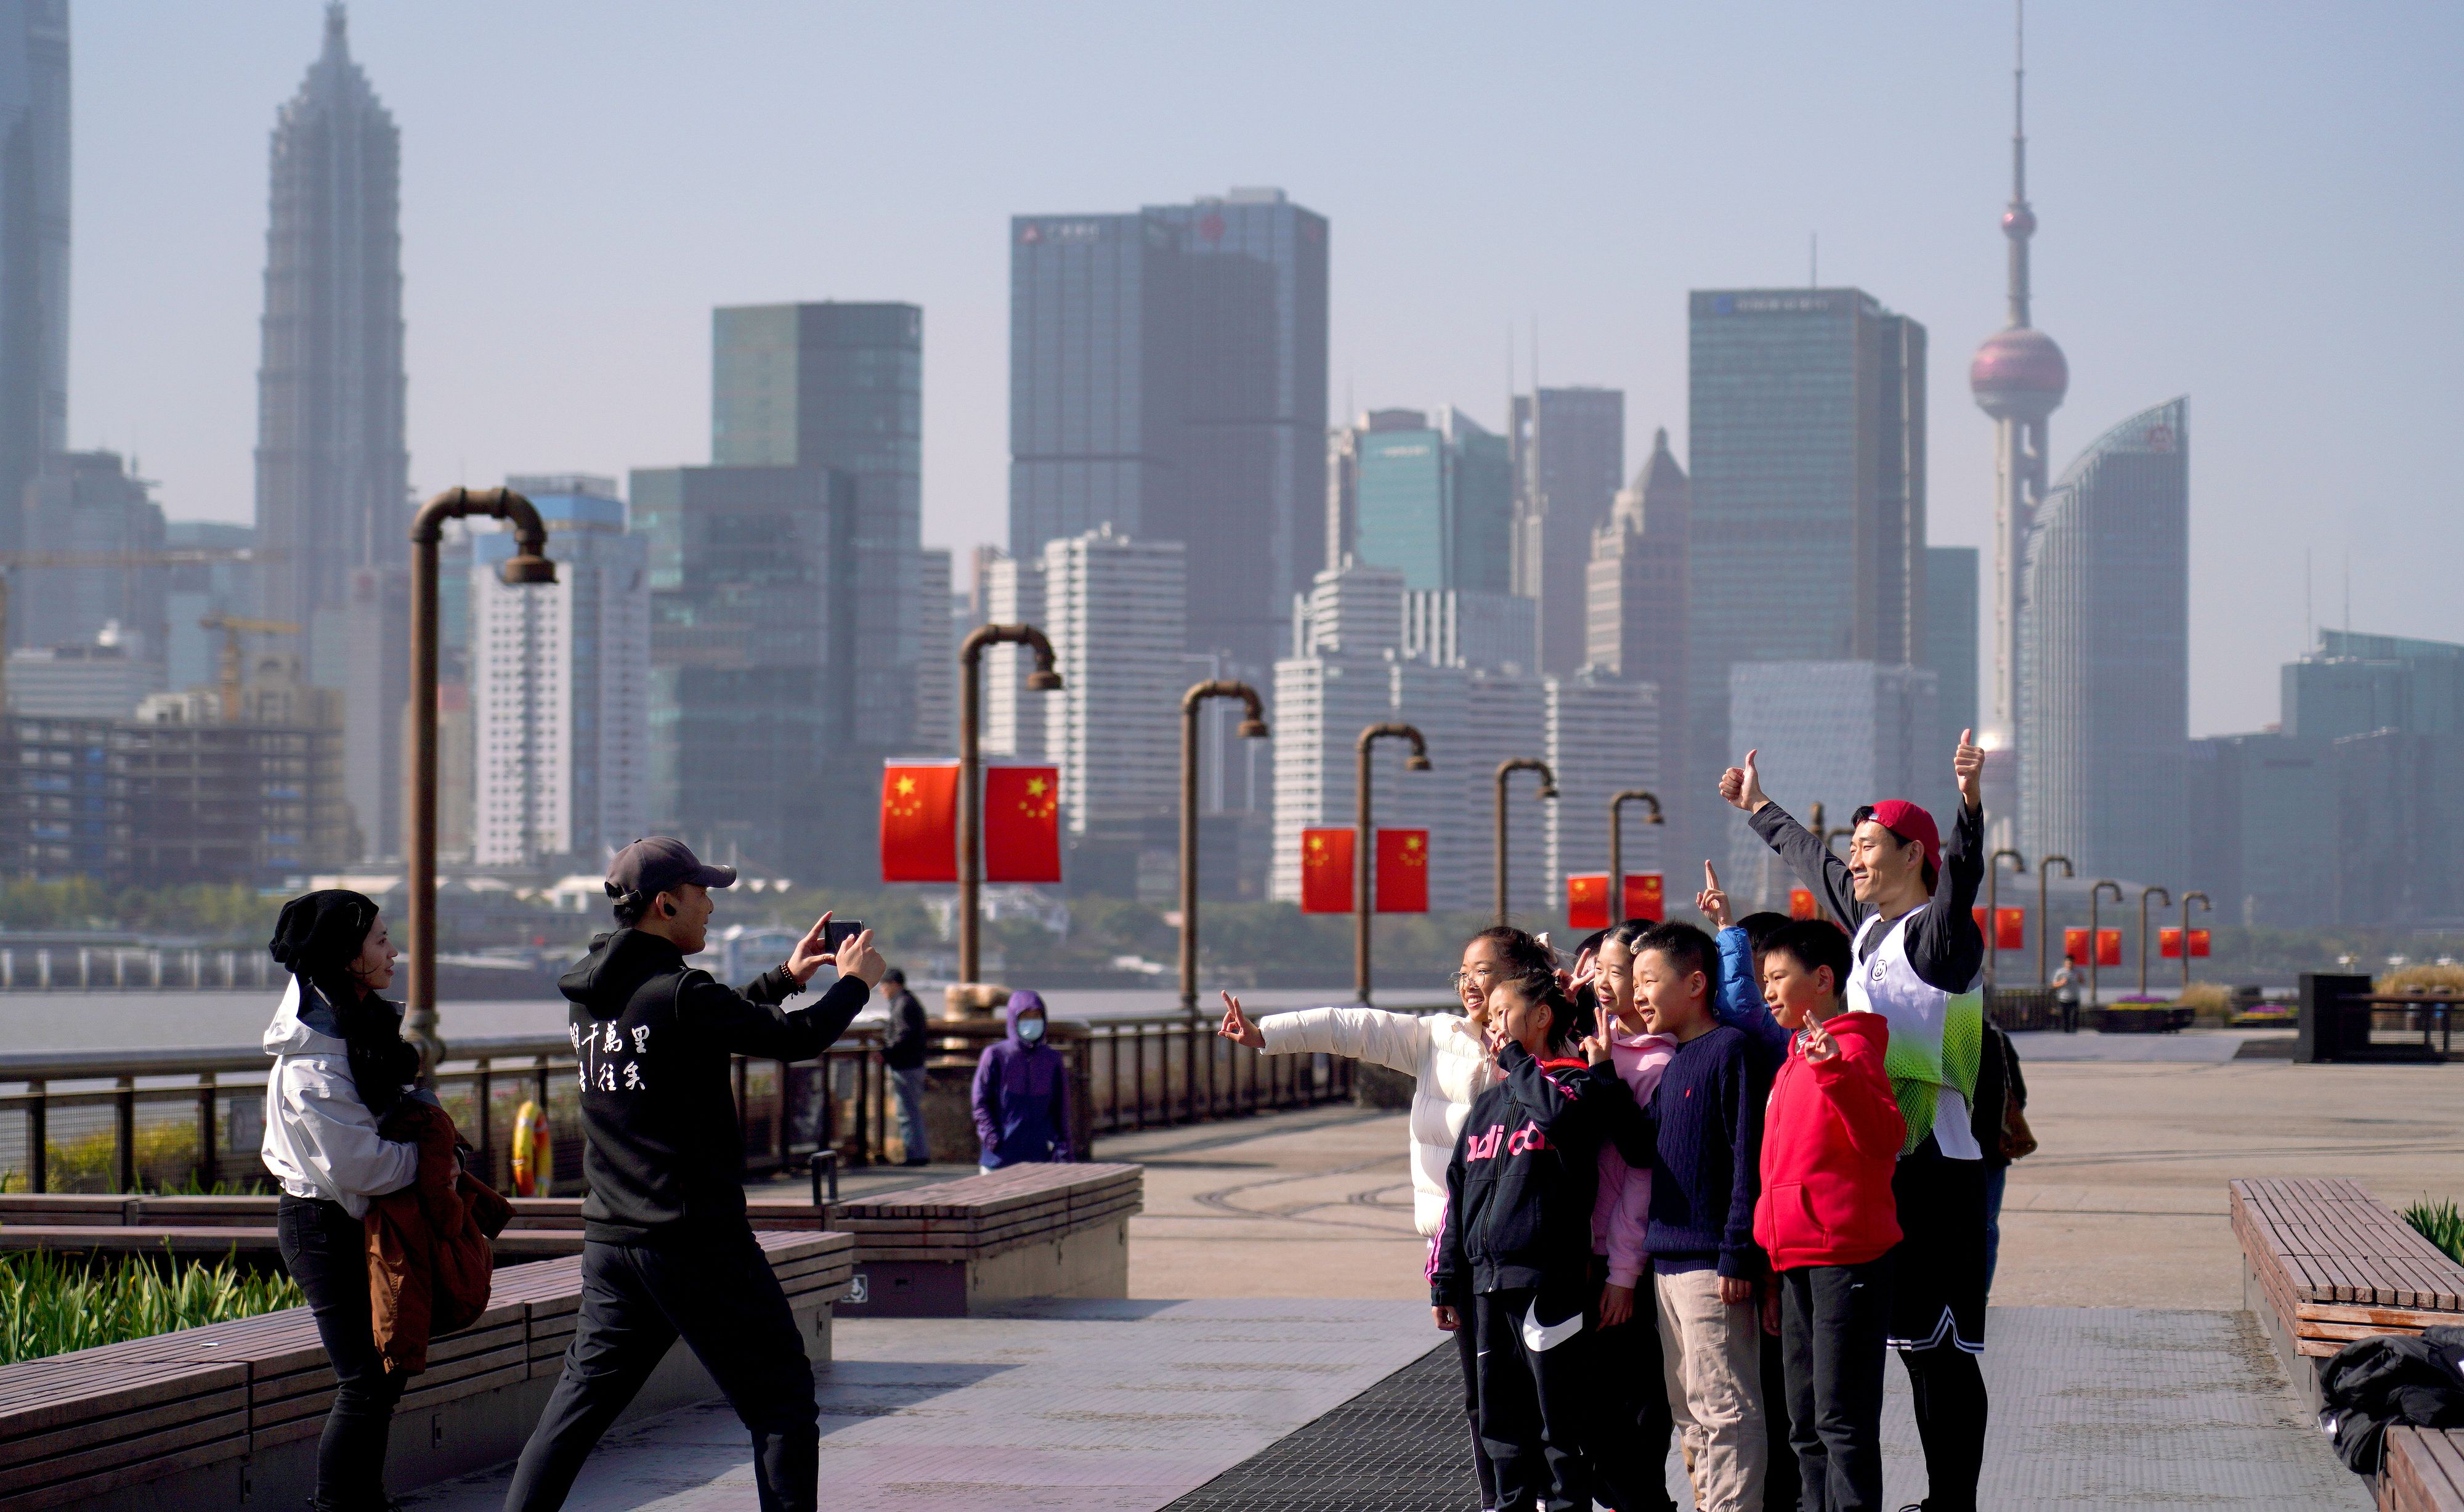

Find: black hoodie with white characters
1432;1041;1636;1313
559;929;869;1244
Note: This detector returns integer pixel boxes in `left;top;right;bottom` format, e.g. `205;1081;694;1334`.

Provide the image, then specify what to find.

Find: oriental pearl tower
1970;0;2066;842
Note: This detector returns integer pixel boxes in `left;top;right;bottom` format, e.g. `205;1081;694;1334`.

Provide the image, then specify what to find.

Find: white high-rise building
1040;524;1185;832
1544;669;1660;903
1724;660;1937;909
912;547;954;752
472;478;649;868
980;550;1045;761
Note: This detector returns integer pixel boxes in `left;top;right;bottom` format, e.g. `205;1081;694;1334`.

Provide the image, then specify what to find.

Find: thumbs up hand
1719;749;1768;815
1955;728;1985;812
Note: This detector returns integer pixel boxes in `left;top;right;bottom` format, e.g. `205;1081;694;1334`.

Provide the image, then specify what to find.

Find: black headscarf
269;889;418;1117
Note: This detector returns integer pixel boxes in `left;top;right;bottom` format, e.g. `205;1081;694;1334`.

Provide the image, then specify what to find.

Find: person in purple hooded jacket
970;990;1074;1172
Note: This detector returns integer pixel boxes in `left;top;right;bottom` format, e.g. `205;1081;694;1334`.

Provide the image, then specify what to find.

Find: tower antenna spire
2005;0;2033;328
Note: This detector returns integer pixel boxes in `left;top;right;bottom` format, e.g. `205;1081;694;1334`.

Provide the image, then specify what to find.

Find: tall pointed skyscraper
1969;1;2068;820
0;0;68;558
254;4;408;648
254;5;410;858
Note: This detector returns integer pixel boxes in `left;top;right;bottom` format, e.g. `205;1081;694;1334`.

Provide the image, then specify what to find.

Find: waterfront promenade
389;1031;2442;1510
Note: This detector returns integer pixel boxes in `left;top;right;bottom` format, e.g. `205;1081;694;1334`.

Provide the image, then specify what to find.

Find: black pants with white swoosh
1475;1285;1593;1512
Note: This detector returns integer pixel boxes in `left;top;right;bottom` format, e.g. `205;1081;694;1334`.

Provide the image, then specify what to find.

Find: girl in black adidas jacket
1433;967;1645;1512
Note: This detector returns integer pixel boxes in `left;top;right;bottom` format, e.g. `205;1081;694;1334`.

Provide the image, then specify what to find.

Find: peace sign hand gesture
1800;1016;1839;1064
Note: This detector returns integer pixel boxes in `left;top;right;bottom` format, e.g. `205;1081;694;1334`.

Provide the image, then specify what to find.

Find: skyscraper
1009;188;1328;667
1969;10;2069;805
1350;407;1512;594
1923;544;1979;818
2018;397;2188;886
1587;427;1691;861
254;4;408;653
0;0;67;553
1034;524;1186;835
471;477;648;869
1510;386;1624;675
713;302;923;747
15;452;165;664
1686;288;1926;848
1726;660;1939;908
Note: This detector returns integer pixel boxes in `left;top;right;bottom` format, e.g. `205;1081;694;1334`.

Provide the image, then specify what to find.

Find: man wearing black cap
503;837;881;1512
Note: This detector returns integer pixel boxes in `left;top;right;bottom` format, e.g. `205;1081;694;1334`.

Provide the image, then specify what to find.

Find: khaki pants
1655;1267;1767;1512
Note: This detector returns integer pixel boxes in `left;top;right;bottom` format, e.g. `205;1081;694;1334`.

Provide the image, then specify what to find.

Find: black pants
1760;1299;1801;1512
504;1231;821;1512
1453;1308;1500;1508
1887;1142;1990;1512
1474;1287;1591;1512
277;1193;406;1512
1584;1259;1674;1512
1780;1261;1890;1512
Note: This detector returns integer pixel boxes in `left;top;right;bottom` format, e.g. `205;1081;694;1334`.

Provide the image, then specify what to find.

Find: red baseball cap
1854;800;1940;876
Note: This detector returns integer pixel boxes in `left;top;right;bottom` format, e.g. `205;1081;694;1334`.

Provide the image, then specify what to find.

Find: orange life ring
511;1099;553;1197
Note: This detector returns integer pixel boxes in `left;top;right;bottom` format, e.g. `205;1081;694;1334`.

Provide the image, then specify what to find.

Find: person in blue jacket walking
971;990;1074;1171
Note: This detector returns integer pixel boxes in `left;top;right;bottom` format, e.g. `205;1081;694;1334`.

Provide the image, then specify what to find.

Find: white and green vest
1848;906;1985;1160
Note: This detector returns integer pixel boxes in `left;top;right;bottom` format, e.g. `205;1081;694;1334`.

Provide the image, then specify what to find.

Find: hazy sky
68;1;2463;736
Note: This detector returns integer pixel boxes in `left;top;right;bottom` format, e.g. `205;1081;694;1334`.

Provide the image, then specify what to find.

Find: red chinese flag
1996;908;2025;951
2160;927;2183;960
983;765;1063;884
1374;829;1429;913
2064;927;2089;965
2190;929;2212;958
1300;828;1355;914
2097;928;2122;967
1566;874;1610;931
1789;887;1818;921
1623;873;1664;923
880;762;959;882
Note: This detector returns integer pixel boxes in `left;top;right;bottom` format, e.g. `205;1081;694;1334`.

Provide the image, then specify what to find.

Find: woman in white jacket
1218;924;1556;1512
261;888;424;1512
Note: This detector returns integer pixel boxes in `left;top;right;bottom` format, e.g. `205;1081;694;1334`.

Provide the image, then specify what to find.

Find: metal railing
0;946;280;992
0;1009;1356;1195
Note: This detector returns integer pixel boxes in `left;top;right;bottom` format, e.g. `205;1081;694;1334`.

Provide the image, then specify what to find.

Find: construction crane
0;546;269;715
198;613;302;720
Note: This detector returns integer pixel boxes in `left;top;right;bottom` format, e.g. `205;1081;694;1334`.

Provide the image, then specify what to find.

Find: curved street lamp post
1607;790;1663;923
1985;849;2027;990
2138;885;2173;999
2181;890;2211;996
1178;681;1268;1016
410;487;557;1071
1493;758;1558;923
2088;879;2124;1009
2035;855;2073;986
1356;723;1430;1003
958;624;1062;989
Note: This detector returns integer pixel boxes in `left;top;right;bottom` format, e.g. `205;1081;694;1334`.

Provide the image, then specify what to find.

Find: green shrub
0;1248;302;1365
2404;1198;2464;1266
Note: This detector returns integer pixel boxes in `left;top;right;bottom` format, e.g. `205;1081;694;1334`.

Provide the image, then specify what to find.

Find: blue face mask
1016;1015;1046;1044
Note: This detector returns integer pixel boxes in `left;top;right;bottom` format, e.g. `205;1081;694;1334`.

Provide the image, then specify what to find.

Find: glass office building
1510;386;1625;674
2018;397;2188;886
1685;288;1926;845
1009;189;1328;667
1352;408;1512;594
1923;545;1979;819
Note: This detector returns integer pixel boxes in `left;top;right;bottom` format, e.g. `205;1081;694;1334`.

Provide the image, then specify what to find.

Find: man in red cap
1720;731;1991;1512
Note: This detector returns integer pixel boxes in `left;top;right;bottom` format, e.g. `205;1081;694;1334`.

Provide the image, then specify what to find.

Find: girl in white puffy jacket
1217;924;1556;1512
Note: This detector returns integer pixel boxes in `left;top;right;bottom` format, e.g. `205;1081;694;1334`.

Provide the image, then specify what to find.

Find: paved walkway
400;1303;2364;1511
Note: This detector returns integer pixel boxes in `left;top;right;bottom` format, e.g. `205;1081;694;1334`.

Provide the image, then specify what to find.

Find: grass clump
2404;1198;2464;1267
2379;964;2464;996
0;1248;302;1365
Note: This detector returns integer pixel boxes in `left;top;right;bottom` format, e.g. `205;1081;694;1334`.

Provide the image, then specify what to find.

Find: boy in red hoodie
1753;920;1902;1512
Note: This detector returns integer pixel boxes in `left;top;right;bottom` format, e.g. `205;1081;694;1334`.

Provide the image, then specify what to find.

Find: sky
66;1;2464;738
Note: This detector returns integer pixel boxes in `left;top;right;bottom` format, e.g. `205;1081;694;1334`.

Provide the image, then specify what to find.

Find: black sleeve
885;995;925;1059
1499;1043;1629;1161
684;970;871;1062
1747;802;1863;932
1433;1115;1472;1304
1719;1042;1767;1278
1902;800;1986;993
1595;1065;1656;1169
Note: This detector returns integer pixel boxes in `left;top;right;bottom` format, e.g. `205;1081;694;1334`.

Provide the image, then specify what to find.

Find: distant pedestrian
881;967;933;1166
972;990;1072;1171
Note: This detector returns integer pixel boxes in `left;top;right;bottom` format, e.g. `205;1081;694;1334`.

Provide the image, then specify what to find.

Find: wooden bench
0;1229;851;1512
2383;1427;2464;1512
829;1162;1141;1317
2233;1177;2464;1420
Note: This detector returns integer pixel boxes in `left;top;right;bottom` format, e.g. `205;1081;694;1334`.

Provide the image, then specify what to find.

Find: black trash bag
2317;1327;2464;1474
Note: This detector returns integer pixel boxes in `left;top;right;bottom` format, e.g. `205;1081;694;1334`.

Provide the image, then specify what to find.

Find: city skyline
53;1;2464;741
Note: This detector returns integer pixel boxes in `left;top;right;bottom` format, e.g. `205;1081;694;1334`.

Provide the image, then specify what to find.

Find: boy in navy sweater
1434;967;1637;1512
1634;921;1769;1512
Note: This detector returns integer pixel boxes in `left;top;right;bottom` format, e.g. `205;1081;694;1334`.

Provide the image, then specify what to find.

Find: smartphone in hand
822;918;865;954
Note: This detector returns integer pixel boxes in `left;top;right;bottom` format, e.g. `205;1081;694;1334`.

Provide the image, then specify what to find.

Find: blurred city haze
66;0;2464;738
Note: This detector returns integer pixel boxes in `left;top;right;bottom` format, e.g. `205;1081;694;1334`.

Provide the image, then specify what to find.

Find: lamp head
1647;811;1664;825
1026;669;1063;692
1536;782;1560;800
1405;752;1432;773
500;553;557;587
1237;717;1270;740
